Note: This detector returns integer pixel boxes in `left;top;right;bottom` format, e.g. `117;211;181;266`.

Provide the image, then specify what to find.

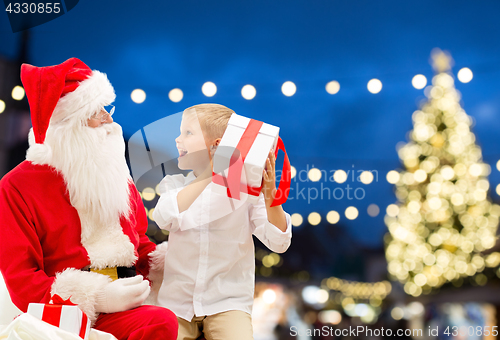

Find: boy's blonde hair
183;103;234;141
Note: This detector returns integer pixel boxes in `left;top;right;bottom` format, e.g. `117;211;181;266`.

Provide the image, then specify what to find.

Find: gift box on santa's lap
212;113;291;206
27;294;91;339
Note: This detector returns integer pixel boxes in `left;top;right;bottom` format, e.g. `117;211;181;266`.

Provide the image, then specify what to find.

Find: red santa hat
21;57;116;144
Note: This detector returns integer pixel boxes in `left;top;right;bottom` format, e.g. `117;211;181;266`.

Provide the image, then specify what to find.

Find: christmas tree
385;48;500;297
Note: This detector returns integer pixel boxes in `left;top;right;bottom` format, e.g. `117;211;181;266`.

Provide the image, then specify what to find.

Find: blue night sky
1;1;500;272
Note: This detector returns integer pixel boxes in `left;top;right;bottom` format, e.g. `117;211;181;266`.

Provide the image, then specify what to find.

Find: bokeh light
281;81;297;97
412;74;427;89
386;204;399;217
316;289;329;304
291;213;303;227
391;307;404;320
142;187;156;201
318;310;342;325
262;289;276;304
131;89;146;103
333;170;347;183
11;86;25;101
308;212;321;225
326;211;340;224
360;171;374;184
367;79;382;94
168;88;183;103
302;286;328;305
302;286;319;305
457;67;473;83
308;168;322;182
345;206;359;220
469;163;482;177
386;170;400;184
367;204;380;217
241;85;256;100
413;169;427;182
326;81;340;94
202;82;217;97
148;208;155;221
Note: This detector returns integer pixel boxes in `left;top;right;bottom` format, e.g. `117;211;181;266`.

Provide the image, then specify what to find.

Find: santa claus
0;58;177;339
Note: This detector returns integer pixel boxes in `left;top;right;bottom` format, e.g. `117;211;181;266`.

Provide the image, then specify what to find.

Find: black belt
117;266;137;278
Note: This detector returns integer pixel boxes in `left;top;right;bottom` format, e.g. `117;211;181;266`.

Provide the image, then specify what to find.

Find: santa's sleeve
127;183;165;304
144;241;168;305
0;181;111;323
50;268;111;323
0;181;54;312
128;184;156;276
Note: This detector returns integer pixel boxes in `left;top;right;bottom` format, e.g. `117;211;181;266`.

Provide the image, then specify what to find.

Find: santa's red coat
0;160;156;313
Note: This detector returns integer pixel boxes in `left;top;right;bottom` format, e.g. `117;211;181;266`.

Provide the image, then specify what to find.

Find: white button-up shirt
153;172;292;321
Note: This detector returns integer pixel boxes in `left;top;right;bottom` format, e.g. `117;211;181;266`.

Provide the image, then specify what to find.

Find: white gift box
27;300;90;339
212;113;280;204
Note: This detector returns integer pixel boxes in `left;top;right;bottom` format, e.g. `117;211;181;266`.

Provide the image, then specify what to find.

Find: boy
153;104;292;340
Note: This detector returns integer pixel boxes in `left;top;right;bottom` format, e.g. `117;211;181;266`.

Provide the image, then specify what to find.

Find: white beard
27;122;137;269
45;121;131;225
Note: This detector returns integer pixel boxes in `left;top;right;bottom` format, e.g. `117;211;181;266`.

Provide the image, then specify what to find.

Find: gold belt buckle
90;267;119;281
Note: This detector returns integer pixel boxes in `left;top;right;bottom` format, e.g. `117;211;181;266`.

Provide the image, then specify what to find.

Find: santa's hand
95;275;150;313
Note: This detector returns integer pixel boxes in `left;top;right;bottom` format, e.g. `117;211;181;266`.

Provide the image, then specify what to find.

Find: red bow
51;294;76;305
46;294;89;339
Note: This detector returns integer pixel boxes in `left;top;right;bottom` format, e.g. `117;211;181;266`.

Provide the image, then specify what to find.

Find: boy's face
175;113;210;173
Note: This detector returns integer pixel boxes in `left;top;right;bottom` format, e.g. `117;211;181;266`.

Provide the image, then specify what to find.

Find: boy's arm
265;205;287;232
251;150;292;253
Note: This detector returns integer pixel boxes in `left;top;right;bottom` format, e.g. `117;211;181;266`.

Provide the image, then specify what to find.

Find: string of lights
127;67;474;104
139;158;500;229
0;51;493;113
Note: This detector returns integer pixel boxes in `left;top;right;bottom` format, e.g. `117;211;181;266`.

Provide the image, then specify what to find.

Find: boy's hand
262;150;277;208
262;149;287;232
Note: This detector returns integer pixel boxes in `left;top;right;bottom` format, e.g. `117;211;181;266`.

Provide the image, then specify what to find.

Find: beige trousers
177;310;253;340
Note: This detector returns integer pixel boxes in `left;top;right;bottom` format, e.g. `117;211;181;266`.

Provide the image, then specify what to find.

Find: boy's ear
210;138;221;153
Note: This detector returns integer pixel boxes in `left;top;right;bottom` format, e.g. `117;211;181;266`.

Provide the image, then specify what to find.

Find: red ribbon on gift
271;136;291;207
41;294;89;339
212;119;291;206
